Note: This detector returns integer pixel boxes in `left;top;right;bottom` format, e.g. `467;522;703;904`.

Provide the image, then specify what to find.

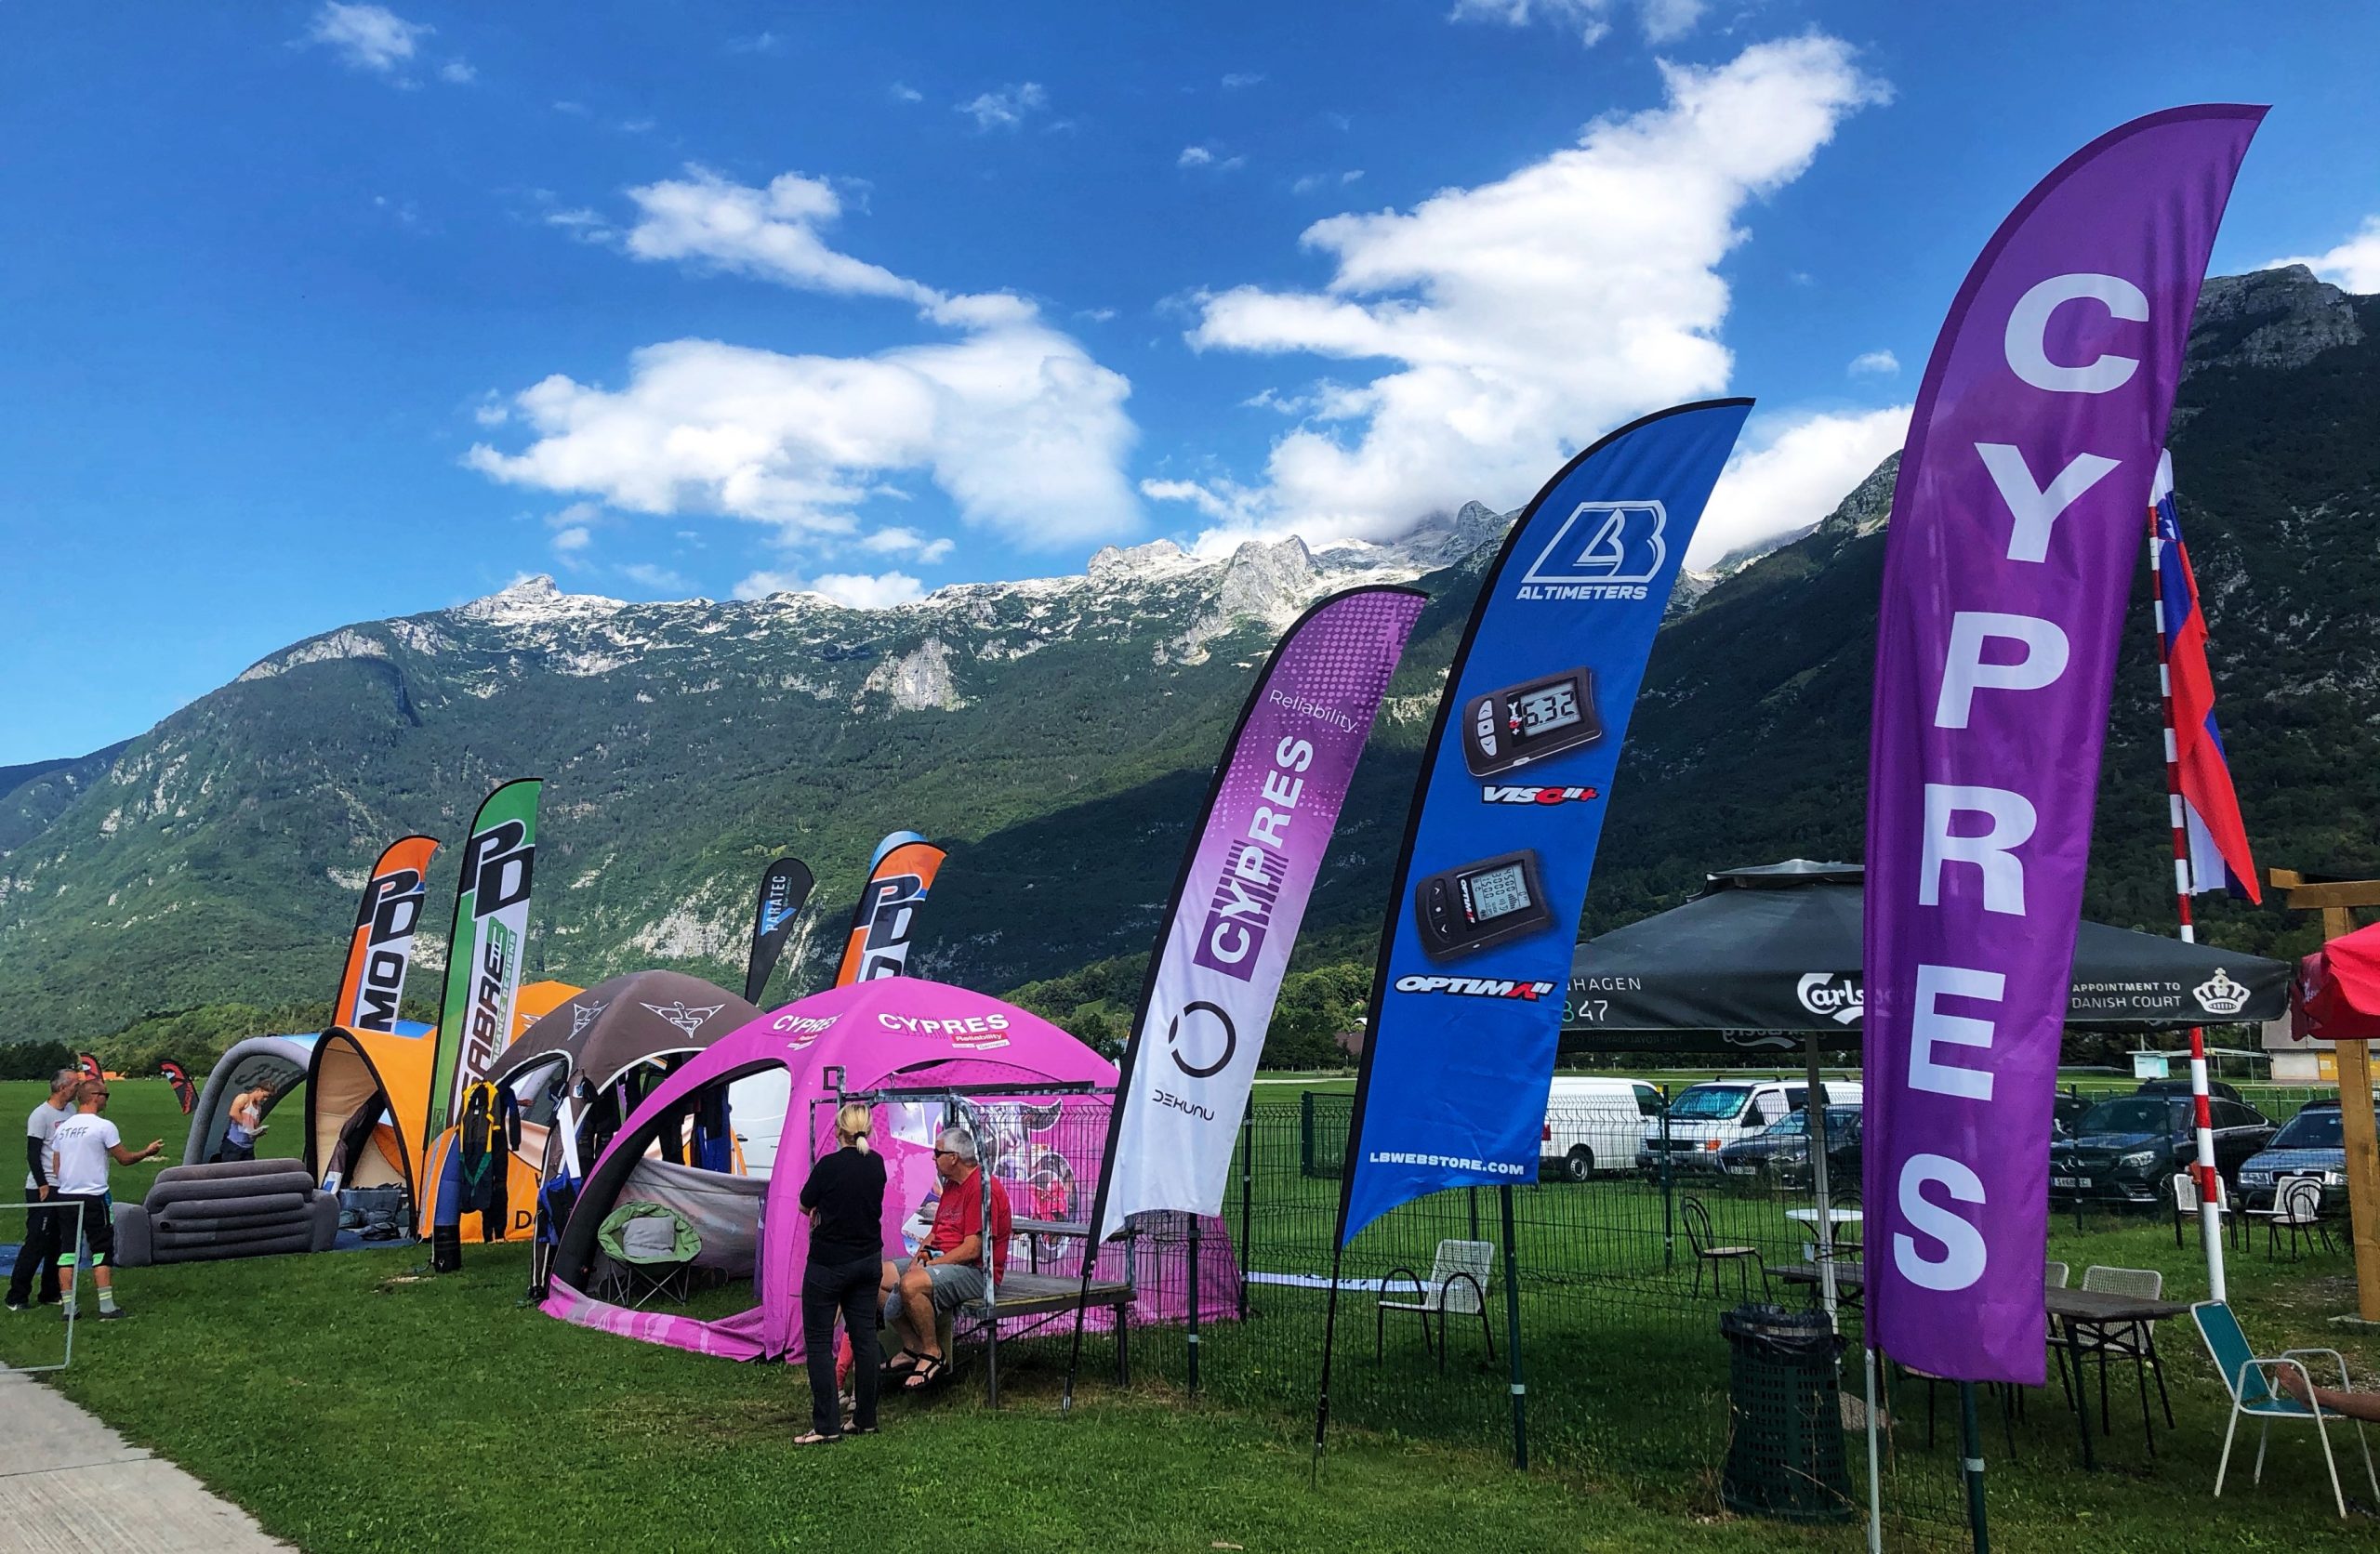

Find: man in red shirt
882;1126;1011;1389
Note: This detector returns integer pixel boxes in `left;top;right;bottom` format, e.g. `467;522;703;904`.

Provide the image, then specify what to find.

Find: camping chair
1683;1197;1766;1301
2191;1299;2380;1519
594;1201;701;1310
2247;1176;2335;1262
1375;1239;1496;1372
2171;1170;2238;1251
2067;1265;2173;1454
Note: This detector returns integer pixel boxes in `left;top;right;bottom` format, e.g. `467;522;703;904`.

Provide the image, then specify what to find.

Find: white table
1785;1206;1864;1227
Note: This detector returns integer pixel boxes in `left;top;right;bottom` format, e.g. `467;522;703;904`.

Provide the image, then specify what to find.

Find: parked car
2051;1094;2096;1139
1540;1076;1666;1180
1637;1078;1864;1174
2134;1076;2246;1103
1715;1105;1862;1189
2047;1093;2275;1205
2236;1099;2365;1210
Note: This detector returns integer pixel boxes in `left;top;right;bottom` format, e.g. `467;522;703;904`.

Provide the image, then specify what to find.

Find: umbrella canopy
2295;922;2380;1042
1566;861;2290;1054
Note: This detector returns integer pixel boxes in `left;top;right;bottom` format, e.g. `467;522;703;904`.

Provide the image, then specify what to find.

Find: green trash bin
1719;1303;1852;1523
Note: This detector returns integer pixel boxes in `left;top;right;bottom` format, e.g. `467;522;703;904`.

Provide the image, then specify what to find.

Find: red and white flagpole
2146;498;2228;1301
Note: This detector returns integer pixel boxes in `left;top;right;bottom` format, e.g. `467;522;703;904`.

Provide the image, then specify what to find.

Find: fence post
1659;1084;1675;1271
1499;1184;1527;1470
1237;1100;1254;1320
1960;1381;1990;1554
1468;1185;1481;1243
1187;1211;1203;1396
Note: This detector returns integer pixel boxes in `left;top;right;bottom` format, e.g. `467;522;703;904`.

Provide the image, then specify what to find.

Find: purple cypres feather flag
1863;105;2262;1383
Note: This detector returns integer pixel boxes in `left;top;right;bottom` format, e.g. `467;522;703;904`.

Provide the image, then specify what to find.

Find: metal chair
2069;1265;2173;1454
1376;1239;1496;1372
2248;1176;2335;1262
2192;1299;2379;1518
1683;1197;1766;1300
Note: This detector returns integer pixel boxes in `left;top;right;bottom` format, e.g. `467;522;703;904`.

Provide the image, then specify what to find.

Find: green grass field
6;1077;2377;1552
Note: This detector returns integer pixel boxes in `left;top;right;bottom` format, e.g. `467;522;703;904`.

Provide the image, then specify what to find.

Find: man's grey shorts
883;1257;988;1327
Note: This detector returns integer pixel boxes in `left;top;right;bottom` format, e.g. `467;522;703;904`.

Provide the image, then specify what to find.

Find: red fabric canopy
2294;923;2380;1042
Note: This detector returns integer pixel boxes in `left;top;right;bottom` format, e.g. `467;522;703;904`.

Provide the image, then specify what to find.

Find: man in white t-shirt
44;1079;162;1321
5;1069;80;1312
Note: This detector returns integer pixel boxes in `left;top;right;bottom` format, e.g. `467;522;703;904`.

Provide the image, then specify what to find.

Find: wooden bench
946;1218;1138;1403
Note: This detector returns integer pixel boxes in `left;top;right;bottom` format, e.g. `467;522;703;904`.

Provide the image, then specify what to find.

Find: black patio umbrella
1564;860;2290;1055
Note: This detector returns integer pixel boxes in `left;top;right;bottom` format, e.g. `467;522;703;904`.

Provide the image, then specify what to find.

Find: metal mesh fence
976;1090;1972;1545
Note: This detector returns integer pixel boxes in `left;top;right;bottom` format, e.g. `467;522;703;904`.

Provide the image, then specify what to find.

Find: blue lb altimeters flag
1336;400;1750;1244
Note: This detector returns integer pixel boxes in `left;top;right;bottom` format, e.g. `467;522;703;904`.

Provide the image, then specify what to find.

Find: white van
1540;1076;1668;1180
1636;1077;1863;1174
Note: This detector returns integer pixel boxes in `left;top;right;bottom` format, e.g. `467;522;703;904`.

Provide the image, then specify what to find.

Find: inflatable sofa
112;1158;338;1267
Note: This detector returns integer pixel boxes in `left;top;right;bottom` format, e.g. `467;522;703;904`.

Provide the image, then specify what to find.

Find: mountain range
3;265;2373;1043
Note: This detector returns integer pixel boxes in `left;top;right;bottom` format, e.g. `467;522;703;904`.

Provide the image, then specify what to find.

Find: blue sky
5;0;2378;765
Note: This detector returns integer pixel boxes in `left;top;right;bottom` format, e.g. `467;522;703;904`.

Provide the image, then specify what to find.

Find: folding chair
2192;1299;2379;1519
1376;1239;1496;1373
594;1201;701;1310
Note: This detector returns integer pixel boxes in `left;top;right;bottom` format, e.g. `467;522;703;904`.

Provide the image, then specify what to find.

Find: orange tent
412;980;586;1242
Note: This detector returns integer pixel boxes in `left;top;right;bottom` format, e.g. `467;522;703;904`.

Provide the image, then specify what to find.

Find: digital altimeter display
1462;666;1604;777
1416;849;1554;959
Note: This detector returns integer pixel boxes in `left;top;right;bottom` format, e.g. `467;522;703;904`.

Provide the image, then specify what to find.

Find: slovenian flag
2152;451;2261;902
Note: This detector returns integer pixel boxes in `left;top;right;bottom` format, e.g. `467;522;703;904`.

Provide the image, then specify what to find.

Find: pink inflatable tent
544;978;1238;1362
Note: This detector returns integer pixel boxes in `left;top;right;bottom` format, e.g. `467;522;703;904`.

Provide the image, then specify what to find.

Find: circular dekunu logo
1165;1001;1237;1079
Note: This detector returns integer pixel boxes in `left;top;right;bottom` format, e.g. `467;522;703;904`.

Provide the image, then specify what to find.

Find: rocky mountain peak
451;573;629;627
2188;265;2364;375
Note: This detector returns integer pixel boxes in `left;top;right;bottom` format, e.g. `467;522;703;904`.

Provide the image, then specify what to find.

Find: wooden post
2269;870;2380;1323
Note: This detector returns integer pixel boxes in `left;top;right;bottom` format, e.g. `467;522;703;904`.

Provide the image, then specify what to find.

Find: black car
2048;1093;2276;1205
1716;1106;1861;1188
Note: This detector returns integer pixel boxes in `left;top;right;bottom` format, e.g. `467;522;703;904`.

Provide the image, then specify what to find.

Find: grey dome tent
1564;860;2291;1055
182;1033;318;1166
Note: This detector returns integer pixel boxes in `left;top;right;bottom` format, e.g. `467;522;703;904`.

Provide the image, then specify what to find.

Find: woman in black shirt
796;1100;888;1444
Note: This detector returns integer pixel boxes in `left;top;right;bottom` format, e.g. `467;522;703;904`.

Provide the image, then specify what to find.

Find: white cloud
859;527;957;564
617;561;695;594
438;59;476;85
1180;144;1247;172
729;32;784;55
549;524;593;560
2264;215;2380;295
813;571;926;609
1291;170;1364;195
1222;72;1265;89
1448;0;1701;46
307;4;426;73
733;570;803;599
1847;349;1898;376
890;82;924;103
473;168;1140;551
619;167;934;306
731;569;926;609
1689;404;1910;568
956;82;1048;131
1175;34;1885;552
469;332;1136;549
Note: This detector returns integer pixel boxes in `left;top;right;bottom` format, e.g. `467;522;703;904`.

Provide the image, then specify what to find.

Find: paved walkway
0;1366;289;1551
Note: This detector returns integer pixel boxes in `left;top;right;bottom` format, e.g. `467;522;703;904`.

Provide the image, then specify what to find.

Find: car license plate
2051;1176;2082;1190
